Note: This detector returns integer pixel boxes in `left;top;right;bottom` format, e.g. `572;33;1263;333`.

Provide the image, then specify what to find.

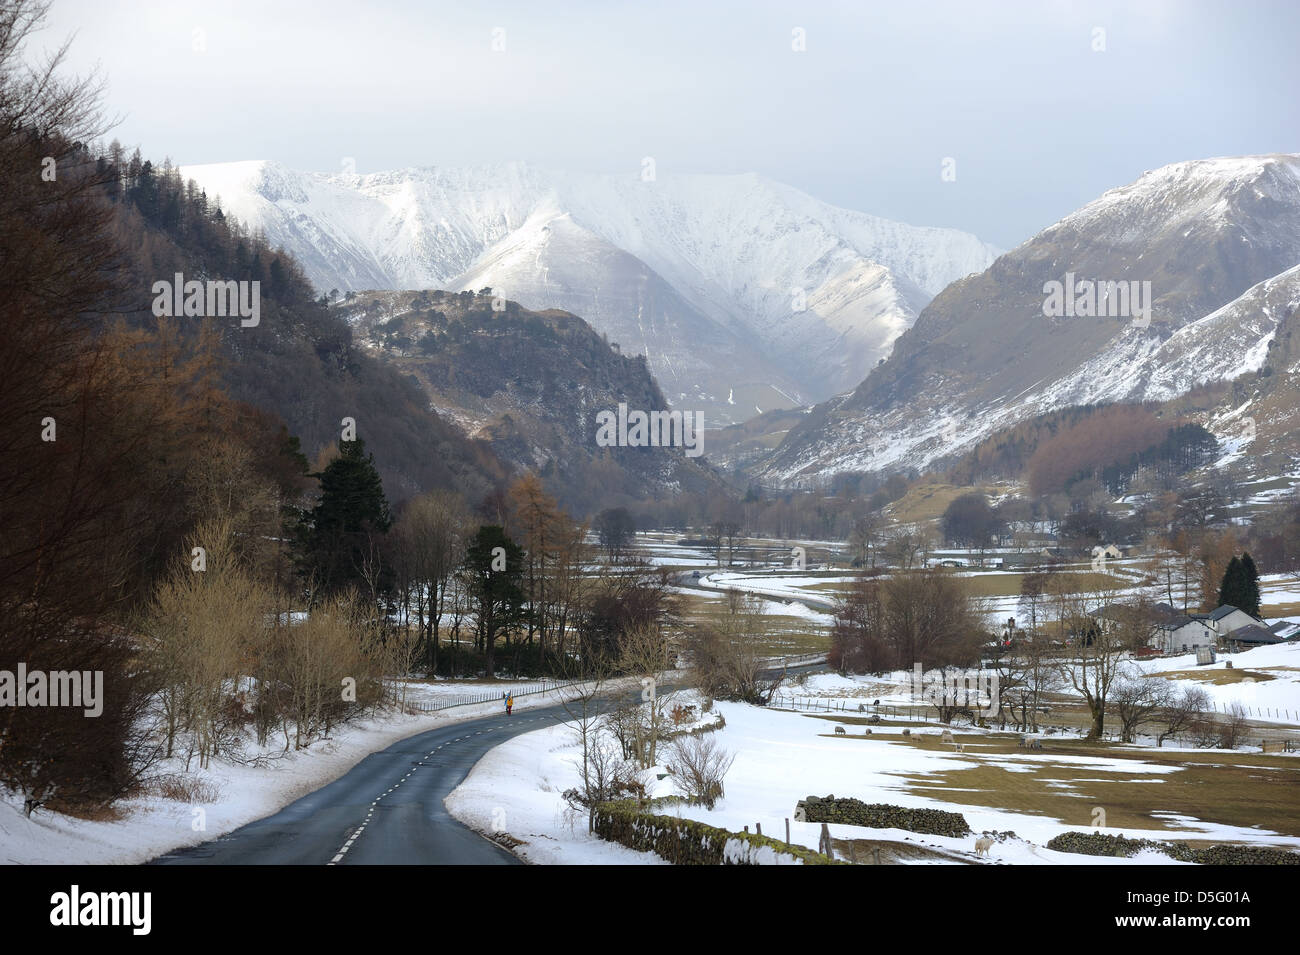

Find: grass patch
887;483;1001;524
1262;601;1300;618
958;571;1120;598
1150;668;1277;685
883;732;1300;837
676;590;830;658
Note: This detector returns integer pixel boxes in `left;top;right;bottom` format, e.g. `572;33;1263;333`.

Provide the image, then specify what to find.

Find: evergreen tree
460;526;524;678
298;438;393;599
1240;552;1262;616
1216;555;1247;611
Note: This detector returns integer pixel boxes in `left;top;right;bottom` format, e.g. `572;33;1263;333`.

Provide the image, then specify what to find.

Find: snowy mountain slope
448;207;804;417
180;160;999;421
757;154;1300;483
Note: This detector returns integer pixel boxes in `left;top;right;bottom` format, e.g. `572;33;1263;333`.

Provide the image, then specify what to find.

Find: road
150;662;827;866
674;570;839;613
150;700;576;866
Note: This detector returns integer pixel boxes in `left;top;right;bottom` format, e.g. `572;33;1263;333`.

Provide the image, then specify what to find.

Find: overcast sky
42;0;1300;248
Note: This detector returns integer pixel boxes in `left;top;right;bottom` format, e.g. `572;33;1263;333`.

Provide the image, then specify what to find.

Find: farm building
1150;614;1216;654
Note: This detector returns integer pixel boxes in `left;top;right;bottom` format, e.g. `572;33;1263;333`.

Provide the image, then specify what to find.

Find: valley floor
448;659;1300;865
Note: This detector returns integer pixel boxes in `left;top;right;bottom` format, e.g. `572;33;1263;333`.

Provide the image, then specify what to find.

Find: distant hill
98;152;508;504
756;154;1300;485
336;289;731;514
181;159;999;423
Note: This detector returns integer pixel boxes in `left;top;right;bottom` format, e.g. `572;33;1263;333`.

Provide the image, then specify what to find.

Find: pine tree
1240;552;1261;616
298;438;393;599
1216;556;1246;611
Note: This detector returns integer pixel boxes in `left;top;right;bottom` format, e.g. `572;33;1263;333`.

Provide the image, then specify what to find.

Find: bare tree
689;593;785;705
668;733;735;809
1112;674;1174;743
1217;702;1250;750
618;623;677;766
392;489;472;673
558;662;612;833
1051;582;1127;740
1156;685;1210;747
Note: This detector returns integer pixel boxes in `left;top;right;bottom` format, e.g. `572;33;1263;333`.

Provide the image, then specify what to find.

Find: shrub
797;796;971;837
669;734;734;809
1045;831;1300;864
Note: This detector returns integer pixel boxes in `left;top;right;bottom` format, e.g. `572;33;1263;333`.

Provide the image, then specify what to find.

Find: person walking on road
506;692;514;715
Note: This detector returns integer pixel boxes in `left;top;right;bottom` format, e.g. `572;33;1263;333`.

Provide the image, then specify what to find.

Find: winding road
150;662;827;866
150;702;573;866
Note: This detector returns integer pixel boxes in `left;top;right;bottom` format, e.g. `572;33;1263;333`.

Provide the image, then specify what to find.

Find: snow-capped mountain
180;160;998;424
758;154;1300;483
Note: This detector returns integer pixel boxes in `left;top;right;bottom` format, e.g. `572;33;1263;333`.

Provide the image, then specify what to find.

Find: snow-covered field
1135;640;1300;722
450;670;1300;865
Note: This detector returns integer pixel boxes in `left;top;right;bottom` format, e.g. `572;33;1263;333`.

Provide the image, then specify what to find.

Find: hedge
797;796;972;837
594;800;841;865
1046;831;1300;865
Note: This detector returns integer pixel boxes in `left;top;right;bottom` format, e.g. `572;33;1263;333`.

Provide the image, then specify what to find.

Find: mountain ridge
180;159;1000;423
755;153;1300;484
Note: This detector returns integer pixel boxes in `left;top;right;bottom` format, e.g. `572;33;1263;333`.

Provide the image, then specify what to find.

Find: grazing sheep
834;725;846;736
864;729;872;735
1029;738;1043;750
902;728;911;737
975;835;994;857
941;729;954;744
954;743;965;753
1018;736;1027;748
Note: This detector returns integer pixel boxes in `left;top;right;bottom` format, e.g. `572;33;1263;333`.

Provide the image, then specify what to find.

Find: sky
39;0;1300;248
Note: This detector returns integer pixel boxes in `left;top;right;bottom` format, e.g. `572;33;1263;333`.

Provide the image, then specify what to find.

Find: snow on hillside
760;154;1300;483
1050;154;1300;243
180;160;999;403
764;260;1300;483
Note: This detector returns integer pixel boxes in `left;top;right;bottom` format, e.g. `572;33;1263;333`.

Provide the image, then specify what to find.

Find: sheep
834;725;846;736
975;835;994;857
1029;738;1043;750
940;729;954;744
953;743;965;753
902;728;911;737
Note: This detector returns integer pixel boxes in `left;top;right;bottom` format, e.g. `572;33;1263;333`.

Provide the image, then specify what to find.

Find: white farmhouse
1150;614;1216;654
1204;604;1263;639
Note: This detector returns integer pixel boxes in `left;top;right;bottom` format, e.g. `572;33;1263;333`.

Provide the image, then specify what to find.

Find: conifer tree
1216;556;1247;612
1239;552;1262;616
298;437;393;599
